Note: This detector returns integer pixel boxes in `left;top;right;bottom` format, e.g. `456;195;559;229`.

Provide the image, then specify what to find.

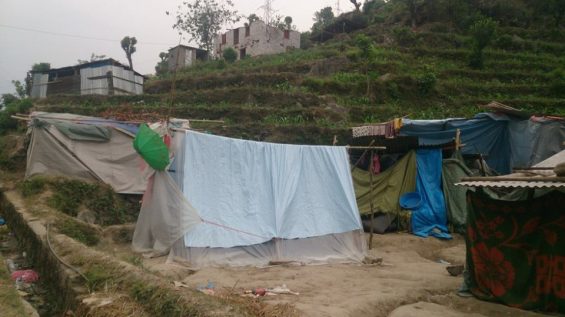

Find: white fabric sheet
182;131;362;248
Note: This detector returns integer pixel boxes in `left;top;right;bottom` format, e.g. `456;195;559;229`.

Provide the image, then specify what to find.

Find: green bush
222;48;237;63
19;177;46;197
416;69;437;96
392;27;418;46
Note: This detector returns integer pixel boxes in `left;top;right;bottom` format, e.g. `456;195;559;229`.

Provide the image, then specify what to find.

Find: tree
468;17;497;69
155;52;169;77
349;0;362;12
312;7;335;31
395;0;424;28
121;36;137;69
12;80;26;99
547;0;565;27
355;34;374;96
223;47;237;63
284;16;293;30
172;0;239;56
248;13;260;24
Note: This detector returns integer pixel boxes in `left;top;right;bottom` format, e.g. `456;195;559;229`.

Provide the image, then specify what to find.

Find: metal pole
369;150;375;250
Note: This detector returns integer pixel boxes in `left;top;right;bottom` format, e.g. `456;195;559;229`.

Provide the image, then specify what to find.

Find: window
234;29;239;45
284;30;290;40
245;26;250;37
222;34;226;44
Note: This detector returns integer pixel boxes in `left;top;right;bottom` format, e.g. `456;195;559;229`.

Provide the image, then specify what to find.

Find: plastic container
399;192;422;210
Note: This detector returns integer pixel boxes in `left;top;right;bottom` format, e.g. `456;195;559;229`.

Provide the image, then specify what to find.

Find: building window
234;29;239;45
245;26;250;37
284;30;290;39
222;34;226;44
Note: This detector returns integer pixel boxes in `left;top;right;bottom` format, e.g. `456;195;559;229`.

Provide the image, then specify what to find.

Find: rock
378;73;393;82
77;210;96;225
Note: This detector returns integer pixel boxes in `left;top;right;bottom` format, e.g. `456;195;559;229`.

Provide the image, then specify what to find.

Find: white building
30;59;144;98
214;21;300;60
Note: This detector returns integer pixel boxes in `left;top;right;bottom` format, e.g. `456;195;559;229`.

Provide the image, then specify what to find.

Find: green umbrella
133;124;170;171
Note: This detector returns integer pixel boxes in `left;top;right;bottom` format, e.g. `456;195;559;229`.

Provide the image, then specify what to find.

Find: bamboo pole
368;150;375;250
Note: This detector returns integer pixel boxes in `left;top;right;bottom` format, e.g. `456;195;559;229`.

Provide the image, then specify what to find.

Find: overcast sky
0;0;347;96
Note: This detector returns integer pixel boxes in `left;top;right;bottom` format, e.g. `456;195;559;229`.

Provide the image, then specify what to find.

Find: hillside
32;1;565;145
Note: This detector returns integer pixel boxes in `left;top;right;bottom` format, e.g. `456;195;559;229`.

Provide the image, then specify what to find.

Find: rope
200;218;271;240
46;224;91;293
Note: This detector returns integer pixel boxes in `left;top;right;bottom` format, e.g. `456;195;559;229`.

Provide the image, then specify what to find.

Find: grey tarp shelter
26;112;147;194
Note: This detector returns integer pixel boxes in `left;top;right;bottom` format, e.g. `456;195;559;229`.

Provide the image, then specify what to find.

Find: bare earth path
163;233;549;317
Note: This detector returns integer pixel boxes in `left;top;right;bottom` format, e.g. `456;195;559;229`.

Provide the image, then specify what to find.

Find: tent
26;112;147;194
133;130;366;267
459;150;565;313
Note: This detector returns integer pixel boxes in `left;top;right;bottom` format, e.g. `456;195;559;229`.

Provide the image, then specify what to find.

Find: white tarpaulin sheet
181;131;362;248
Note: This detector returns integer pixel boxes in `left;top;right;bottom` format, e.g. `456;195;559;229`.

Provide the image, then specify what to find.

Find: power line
0;24;177;47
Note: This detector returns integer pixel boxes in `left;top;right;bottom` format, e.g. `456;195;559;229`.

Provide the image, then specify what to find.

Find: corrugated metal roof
456;181;565;189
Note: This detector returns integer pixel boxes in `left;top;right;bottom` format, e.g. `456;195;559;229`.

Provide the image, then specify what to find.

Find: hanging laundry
352;121;396;138
371;155;381;175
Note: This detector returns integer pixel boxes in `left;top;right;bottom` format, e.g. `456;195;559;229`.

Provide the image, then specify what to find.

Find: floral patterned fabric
466;189;565;313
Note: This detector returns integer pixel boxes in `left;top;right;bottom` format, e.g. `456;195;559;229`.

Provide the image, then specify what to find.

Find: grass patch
0;250;28;317
57;219;100;246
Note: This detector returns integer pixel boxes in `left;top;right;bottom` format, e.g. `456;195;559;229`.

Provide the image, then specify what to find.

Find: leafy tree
223;47;238;63
155;52;169;77
468;17;497;69
121;36;137;69
349;0;362;12
396;0;424;28
284;16;293;30
312;7;335;31
248;13;260;24
172;0;239;56
546;0;565;27
12;80;26;99
355;34;375;96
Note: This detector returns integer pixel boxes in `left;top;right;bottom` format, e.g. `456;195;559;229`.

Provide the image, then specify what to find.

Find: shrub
392;27;418;46
468;17;497;69
416;68;437;96
19;177;46;197
222;48;237;63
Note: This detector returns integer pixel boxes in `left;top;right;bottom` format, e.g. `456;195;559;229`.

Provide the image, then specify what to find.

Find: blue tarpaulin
412;149;451;239
401;113;511;174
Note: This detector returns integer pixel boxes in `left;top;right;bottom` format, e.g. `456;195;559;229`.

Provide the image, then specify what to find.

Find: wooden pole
368;150;375;250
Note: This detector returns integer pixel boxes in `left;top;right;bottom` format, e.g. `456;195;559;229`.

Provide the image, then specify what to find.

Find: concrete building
214;21;300;60
30;59;144;98
168;45;208;71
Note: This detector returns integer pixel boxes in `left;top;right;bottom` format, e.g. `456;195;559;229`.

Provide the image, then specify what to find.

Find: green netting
352;151;417;216
133;124;169;171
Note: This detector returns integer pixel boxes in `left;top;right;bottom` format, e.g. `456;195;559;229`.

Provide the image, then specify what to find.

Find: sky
0;0;346;96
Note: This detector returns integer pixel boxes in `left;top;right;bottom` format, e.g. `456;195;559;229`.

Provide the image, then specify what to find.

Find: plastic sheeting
401;113;511;174
171;230;366;267
132;172;201;253
509;118;565;168
182;131;362;248
352;151;417;215
442;158;474;234
26;115;147;194
412;149;451;239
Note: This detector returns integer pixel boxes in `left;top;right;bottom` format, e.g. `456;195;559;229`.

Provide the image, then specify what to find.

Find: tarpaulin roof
400;113;512;174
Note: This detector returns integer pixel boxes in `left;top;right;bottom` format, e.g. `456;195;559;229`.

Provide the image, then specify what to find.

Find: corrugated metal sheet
31;73;48;98
80;66;111;95
456;181;565;189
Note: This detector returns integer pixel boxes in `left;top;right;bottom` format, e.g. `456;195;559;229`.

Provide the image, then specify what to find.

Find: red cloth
11;270;39;283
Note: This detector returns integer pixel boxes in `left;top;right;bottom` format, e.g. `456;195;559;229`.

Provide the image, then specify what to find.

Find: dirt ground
144;233;550;317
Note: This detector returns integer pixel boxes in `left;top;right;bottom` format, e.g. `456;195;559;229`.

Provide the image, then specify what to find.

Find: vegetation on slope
29;0;565;144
